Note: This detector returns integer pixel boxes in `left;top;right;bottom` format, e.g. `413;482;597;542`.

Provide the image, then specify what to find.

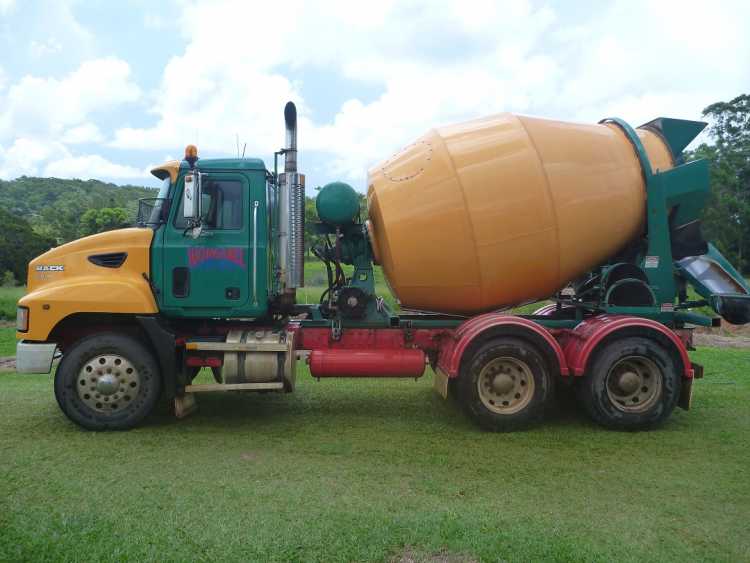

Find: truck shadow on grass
144;382;598;434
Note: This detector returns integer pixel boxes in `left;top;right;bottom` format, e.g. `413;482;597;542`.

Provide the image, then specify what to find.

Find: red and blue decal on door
188;247;246;270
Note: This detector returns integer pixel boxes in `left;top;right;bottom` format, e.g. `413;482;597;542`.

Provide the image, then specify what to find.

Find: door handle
252;200;259;306
199;231;214;238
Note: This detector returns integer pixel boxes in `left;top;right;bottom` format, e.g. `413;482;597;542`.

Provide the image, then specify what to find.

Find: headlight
16;306;29;332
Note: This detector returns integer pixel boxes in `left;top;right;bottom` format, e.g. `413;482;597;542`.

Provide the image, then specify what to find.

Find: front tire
458;337;552;431
54;333;161;430
578;336;681;430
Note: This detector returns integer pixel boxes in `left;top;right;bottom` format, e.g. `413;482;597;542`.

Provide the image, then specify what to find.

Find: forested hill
0;177;157;284
0;176;157;243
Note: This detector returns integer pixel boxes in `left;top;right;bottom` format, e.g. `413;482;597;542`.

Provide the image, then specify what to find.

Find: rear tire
54;332;161;430
578;336;681;430
458;337;552;431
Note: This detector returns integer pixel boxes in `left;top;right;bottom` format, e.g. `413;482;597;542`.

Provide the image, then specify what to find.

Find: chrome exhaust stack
284;102;298;173
279;102;305;294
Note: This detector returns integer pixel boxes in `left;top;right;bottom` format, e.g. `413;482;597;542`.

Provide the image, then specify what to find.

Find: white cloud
111;0;557;171
43;154;142;180
2;0;749;186
109;0;750;189
0;57;142;181
4;1;94;66
0;138;66;178
0;0;15;15
0;57;141;142
61;123;105;145
0;135;141;181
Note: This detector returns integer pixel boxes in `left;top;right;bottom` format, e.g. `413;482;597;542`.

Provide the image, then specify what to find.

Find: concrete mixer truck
15;102;750;432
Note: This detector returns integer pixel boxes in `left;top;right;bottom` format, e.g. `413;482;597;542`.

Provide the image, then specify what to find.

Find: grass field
1;347;748;562
0;286;24;320
0;326;15;356
2;262;748;560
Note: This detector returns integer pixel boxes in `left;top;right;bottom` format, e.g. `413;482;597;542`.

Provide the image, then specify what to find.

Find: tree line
686;94;750;274
0;93;747;286
0;177;156;285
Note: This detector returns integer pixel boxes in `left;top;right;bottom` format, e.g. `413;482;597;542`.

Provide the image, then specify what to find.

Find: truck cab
146;158;273;319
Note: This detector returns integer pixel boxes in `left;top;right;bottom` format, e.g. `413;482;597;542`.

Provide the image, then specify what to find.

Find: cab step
185;341;288;352
184;382;284;392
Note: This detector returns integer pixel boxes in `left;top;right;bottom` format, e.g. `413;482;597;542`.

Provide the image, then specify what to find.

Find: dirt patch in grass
0;356;15;370
694;333;750;348
695;322;750;348
393;548;477;563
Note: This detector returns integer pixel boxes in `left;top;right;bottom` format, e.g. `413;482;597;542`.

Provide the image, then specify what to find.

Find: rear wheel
54;333;161;430
578;336;681;430
458;337;552;431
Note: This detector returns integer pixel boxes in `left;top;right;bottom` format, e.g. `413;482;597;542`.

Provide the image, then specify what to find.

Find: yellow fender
18;228;158;341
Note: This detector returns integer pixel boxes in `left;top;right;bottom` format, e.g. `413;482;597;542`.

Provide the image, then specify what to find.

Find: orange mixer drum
366;113;674;314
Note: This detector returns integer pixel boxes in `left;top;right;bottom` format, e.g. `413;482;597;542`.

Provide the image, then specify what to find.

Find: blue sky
0;0;748;191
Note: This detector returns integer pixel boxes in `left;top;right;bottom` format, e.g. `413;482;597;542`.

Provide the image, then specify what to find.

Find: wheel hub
477;356;535;415
95;374;119;396
77;354;140;414
492;373;515;395
606;356;662;413
615;370;640;395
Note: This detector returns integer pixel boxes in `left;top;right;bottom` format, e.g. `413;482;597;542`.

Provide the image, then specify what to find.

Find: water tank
366;113;674;314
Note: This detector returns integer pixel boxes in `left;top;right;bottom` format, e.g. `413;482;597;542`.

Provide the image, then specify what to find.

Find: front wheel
578;336;681;430
54;333;162;430
458;337;553;431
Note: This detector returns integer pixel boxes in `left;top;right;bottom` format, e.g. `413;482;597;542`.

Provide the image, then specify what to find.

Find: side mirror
183;172;201;220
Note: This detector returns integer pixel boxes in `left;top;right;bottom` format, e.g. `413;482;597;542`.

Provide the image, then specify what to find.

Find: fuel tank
366;113;674;314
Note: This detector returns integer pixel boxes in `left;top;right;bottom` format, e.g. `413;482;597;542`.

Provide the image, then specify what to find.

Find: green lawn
1;348;748;562
0;285;24;320
0;327;15;356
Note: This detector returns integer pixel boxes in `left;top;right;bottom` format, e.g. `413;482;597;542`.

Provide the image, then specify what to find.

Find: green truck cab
146;158;274;319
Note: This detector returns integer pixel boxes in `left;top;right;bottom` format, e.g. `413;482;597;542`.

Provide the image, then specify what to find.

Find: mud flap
678;378;693;411
679;362;703;410
175;393;197;418
433;367;449;399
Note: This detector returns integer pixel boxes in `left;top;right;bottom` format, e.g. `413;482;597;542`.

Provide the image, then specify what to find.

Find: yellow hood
19;228;158;341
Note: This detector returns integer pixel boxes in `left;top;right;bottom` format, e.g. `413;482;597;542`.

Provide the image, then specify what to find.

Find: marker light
184;144;199;169
16;306;28;333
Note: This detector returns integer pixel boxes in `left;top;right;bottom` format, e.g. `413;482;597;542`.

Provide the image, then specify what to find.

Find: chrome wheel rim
605;355;662;413
477;356;535;414
77;354;140;413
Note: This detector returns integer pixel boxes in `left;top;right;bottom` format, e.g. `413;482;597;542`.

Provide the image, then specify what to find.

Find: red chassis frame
294;314;695;382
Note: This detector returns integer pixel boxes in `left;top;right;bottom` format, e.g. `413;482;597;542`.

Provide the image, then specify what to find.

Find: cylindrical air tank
366;113;674;314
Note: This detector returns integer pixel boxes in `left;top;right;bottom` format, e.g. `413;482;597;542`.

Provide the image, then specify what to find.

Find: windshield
147;177;171;224
156;176;171;199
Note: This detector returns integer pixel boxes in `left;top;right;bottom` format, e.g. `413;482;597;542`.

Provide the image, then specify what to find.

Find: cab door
162;172;251;313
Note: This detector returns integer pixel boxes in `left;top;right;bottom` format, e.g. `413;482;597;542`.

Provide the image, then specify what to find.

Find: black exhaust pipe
284;101;297;173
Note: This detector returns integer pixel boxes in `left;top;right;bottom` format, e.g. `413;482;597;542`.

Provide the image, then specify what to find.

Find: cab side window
174;179;243;230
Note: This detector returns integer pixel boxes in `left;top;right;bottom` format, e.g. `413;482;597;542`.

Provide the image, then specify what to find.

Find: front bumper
16;341;57;374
